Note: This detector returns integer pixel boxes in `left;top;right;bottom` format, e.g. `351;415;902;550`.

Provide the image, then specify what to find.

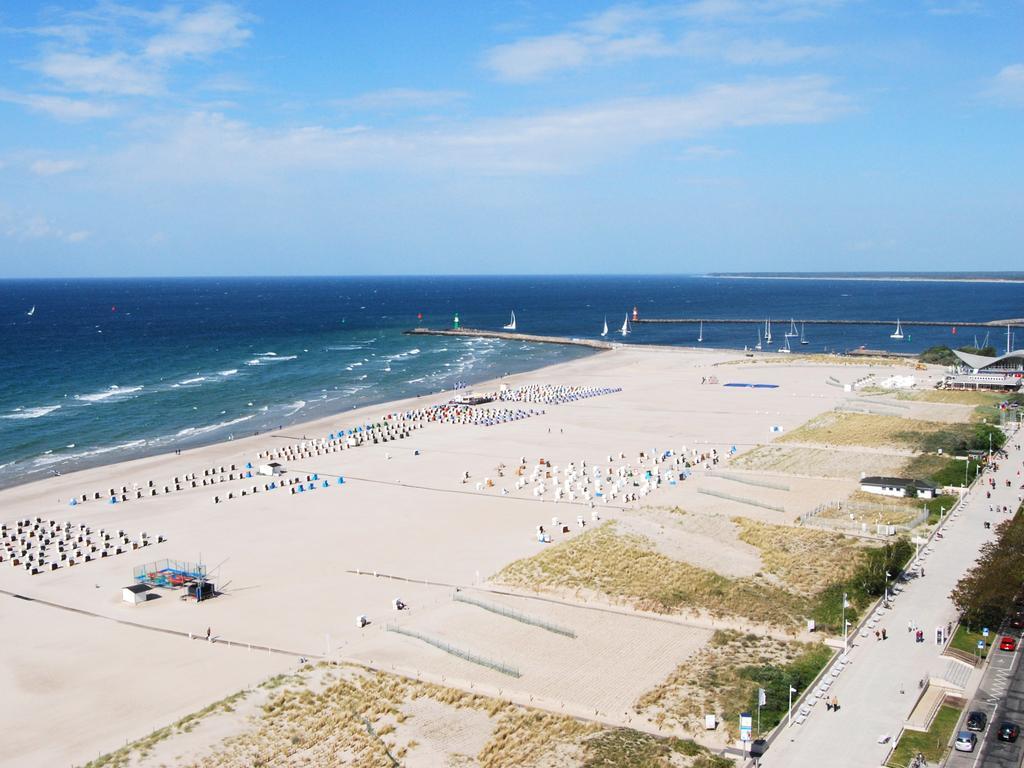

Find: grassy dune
635;629;831;738
87;663;726;768
494;522;810;628
778;412;950;449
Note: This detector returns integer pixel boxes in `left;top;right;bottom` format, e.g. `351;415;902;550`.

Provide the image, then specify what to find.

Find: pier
633;318;1021;327
404;327;614;350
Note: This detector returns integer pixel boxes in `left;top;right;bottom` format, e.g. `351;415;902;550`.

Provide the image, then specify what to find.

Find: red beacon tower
632;306;639;322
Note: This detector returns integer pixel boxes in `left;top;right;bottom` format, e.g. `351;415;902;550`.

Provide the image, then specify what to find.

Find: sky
0;0;1021;277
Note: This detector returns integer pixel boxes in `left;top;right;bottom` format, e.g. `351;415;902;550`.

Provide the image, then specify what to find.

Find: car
955;731;977;752
998;722;1020;742
1011;613;1024;629
1000;636;1017;652
966;710;988;731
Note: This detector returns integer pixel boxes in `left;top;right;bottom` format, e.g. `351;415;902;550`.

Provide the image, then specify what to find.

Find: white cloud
0;90;117;121
6;3;255;119
36;52;162;96
333;88;468;112
104;75;847;178
685;144;736;158
983;64;1024;107
30;158;84;175
144;3;253;60
0;210;91;243
484;2;830;80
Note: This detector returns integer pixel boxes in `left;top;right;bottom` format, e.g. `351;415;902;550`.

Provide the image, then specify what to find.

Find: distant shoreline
706;274;1024;284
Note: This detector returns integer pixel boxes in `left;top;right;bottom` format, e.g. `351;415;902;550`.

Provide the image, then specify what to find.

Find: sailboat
890;319;904;340
800;322;808;345
765;318;773;345
601;317;608;337
755;327;762;351
27;305;35;317
778;334;792;354
620;314;631;336
503;310;516;331
785;318;798;337
697;320;704;343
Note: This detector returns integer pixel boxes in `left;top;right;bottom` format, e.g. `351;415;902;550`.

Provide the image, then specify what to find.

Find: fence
706;471;790;492
386;624;521;678
801;500;933;534
453;592;576;638
696;487;786;512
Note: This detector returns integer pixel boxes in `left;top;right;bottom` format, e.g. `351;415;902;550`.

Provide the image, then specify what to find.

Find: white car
955;731;977;752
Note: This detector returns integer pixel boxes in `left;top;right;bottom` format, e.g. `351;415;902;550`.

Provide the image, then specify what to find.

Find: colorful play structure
133;558;207;590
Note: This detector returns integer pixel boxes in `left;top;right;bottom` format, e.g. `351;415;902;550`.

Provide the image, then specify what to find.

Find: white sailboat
755;327;762;351
620;314;631;336
890;319;904;340
800;322;808;345
697;320;704;343
27;305;35;317
765;318;773;345
601;317;608;337
785;318;798;337
778;334;792;353
503;311;516;331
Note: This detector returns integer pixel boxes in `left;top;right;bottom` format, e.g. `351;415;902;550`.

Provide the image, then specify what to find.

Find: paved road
947;634;1024;768
758;426;1023;768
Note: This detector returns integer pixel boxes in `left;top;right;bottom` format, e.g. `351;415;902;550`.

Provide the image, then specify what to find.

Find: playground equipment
133;558;207;590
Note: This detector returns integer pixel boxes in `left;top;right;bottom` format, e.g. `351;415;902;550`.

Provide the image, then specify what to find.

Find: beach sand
0;345;946;766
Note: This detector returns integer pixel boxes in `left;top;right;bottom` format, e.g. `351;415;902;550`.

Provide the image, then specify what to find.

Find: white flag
758;688;766;706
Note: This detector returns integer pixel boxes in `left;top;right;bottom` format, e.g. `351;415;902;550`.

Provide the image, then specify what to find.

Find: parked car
966;710;988;731
998;722;1020;742
955;732;977;752
1011;613;1024;629
1000;635;1017;652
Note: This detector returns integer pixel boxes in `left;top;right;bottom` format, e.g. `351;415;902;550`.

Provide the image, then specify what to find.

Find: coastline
705;273;1024;284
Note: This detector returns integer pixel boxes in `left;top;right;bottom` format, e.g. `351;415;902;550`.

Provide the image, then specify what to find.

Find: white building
258;462;283;477
122;584;151;605
860;476;939;499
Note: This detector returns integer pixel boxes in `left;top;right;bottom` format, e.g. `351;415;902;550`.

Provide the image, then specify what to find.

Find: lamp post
842;592;849;655
788;685;797;727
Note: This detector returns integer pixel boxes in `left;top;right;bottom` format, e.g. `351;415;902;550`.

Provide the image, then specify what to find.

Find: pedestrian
908;620;913;633
882;628;887;640
920;567;924;577
206;626;211;641
826;699;832;711
832;696;840;711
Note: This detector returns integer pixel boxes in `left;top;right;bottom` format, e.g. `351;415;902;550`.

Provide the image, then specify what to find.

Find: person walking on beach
206;627;211;642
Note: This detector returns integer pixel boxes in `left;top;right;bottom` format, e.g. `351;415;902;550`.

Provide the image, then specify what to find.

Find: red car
1000;636;1017;652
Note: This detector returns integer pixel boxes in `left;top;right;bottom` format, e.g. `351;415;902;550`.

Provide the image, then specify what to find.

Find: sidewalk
757;431;1022;768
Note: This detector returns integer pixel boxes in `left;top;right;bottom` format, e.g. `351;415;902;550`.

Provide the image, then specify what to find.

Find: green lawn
887;704;962;767
949;624;989;660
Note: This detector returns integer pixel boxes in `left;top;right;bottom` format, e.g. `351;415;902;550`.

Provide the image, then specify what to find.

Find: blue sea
1;275;1021;487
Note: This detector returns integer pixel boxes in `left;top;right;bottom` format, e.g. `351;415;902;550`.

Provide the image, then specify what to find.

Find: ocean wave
31;439;147;468
2;404;62;420
219;369;239;377
176;414;255;439
283;400;306;417
326;344;363;351
407;377;426;383
174;376;207;387
245;354;296;366
73;385;144;403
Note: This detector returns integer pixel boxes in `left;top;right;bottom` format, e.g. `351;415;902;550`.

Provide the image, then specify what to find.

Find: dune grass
495;522;811;628
582;729;731;768
734;519;864;597
779;412;951;449
635;630;831;738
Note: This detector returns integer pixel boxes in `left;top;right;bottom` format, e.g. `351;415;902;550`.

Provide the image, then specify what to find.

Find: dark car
998;722;1020;742
966;710;988;732
1011;613;1024;629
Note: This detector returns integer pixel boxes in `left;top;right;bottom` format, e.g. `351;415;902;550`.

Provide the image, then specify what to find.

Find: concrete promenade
759;426;1023;768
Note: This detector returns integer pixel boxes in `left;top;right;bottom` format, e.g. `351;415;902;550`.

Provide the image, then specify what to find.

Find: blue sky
0;1;1021;277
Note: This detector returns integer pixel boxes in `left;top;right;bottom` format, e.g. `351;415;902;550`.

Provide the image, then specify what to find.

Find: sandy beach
0;344;950;766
